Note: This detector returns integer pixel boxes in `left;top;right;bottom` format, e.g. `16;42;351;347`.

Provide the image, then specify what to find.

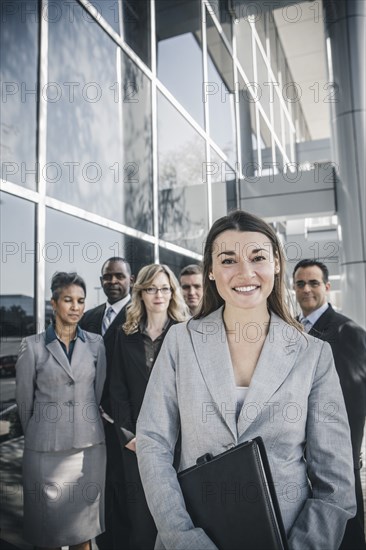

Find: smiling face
51;284;86;328
293;265;330;316
210;230;279;316
141;272;172;317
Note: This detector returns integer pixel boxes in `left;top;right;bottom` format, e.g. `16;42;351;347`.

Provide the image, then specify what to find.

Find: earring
208;274;214;281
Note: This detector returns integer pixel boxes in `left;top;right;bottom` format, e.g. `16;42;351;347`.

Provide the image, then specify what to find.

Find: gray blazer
16;327;106;452
136;307;356;550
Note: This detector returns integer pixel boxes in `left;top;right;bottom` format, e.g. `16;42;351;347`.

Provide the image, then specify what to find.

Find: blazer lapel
70;338;85;376
46;339;74;379
237;313;300;438
189;308;237;440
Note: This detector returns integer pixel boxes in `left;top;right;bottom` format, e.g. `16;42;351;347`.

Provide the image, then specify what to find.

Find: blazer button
226;443;235;450
67;380;74;386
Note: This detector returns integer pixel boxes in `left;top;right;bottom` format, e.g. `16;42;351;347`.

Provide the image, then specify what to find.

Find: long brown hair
123;264;189;335
197;210;299;329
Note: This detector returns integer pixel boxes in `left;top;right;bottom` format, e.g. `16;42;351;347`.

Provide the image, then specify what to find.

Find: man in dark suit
293;259;366;550
80;256;134;550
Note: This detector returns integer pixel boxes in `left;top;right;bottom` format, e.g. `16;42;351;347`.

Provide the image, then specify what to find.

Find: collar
106;294;131;316
45;323;86;345
139;316;171;336
300;302;329;326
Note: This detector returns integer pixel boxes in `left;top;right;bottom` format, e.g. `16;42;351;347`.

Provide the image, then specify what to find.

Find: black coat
110;320;176;449
80;302;129;415
307;304;366;469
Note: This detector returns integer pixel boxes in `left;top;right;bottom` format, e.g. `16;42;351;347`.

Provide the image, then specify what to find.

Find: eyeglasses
144;287;172;295
294;280;323;289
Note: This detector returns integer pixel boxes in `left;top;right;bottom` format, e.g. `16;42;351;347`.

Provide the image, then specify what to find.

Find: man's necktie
301;318;312;333
102;306;115;336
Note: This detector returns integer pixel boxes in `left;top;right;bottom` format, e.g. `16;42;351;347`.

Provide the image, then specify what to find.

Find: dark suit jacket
110;320;176;449
80;302;129;415
306;304;366;469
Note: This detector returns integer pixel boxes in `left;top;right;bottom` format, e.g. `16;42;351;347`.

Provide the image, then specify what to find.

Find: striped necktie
102;306;115;336
301;318;312;333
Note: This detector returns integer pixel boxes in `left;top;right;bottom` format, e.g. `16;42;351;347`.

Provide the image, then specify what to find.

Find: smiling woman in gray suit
136;210;356;550
16;272;106;550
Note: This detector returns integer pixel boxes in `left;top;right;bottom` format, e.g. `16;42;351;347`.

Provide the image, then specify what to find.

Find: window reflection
206;11;236;164
45;208;154;315
122;0;151;67
210;148;237;222
156;0;203;126
258;112;272;175
159;248;199;279
88;0;120;32
47;0;153;233
158;93;208;254
0;192;35;410
0;0;38;190
208;0;233;43
256;45;271;122
235;17;254;83
237;75;256;178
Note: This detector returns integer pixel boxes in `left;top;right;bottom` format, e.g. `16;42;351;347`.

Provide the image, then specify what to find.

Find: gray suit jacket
137;307;356;550
16;327;106;451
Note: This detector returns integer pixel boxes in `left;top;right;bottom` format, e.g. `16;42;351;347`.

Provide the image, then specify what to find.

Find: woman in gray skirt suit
16;272;107;550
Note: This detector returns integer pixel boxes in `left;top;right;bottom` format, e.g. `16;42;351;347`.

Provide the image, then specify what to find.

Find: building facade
1;0;311;334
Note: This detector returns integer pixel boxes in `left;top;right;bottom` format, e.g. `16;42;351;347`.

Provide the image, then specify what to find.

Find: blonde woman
110;264;188;550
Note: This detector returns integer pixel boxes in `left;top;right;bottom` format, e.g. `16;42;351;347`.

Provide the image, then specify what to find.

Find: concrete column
324;0;366;328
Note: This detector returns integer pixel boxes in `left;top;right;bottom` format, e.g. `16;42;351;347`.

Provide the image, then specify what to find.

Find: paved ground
1;435;365;549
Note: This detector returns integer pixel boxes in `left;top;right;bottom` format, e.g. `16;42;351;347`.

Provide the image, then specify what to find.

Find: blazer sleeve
110;330;136;447
94;336;107;405
15;337;36;433
287;340;357;550
136;327;218;550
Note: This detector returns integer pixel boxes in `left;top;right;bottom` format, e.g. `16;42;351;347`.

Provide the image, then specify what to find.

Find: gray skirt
22;443;106;547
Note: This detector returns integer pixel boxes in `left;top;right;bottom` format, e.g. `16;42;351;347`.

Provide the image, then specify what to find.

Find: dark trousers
122;447;157;550
96;422;130;550
339;467;366;550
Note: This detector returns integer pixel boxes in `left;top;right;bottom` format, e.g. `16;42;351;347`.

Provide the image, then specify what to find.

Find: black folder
177;437;288;550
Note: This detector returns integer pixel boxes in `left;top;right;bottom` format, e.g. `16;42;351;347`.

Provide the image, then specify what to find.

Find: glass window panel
235;17;254;83
258;112;272;174
254;10;266;48
88;0;120;32
273;87;282;144
206;11;236;164
122;0;151;67
45;208;154;316
47;1;153;233
208;0;233;43
267;12;278;79
122;55;153;234
156;0;203;126
274;145;283;173
237;75;257;177
159;248;200;279
0;0;38;190
285;119;294;163
158;93;208;254
0;193;35;388
256;45;271;121
210;148;237;221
